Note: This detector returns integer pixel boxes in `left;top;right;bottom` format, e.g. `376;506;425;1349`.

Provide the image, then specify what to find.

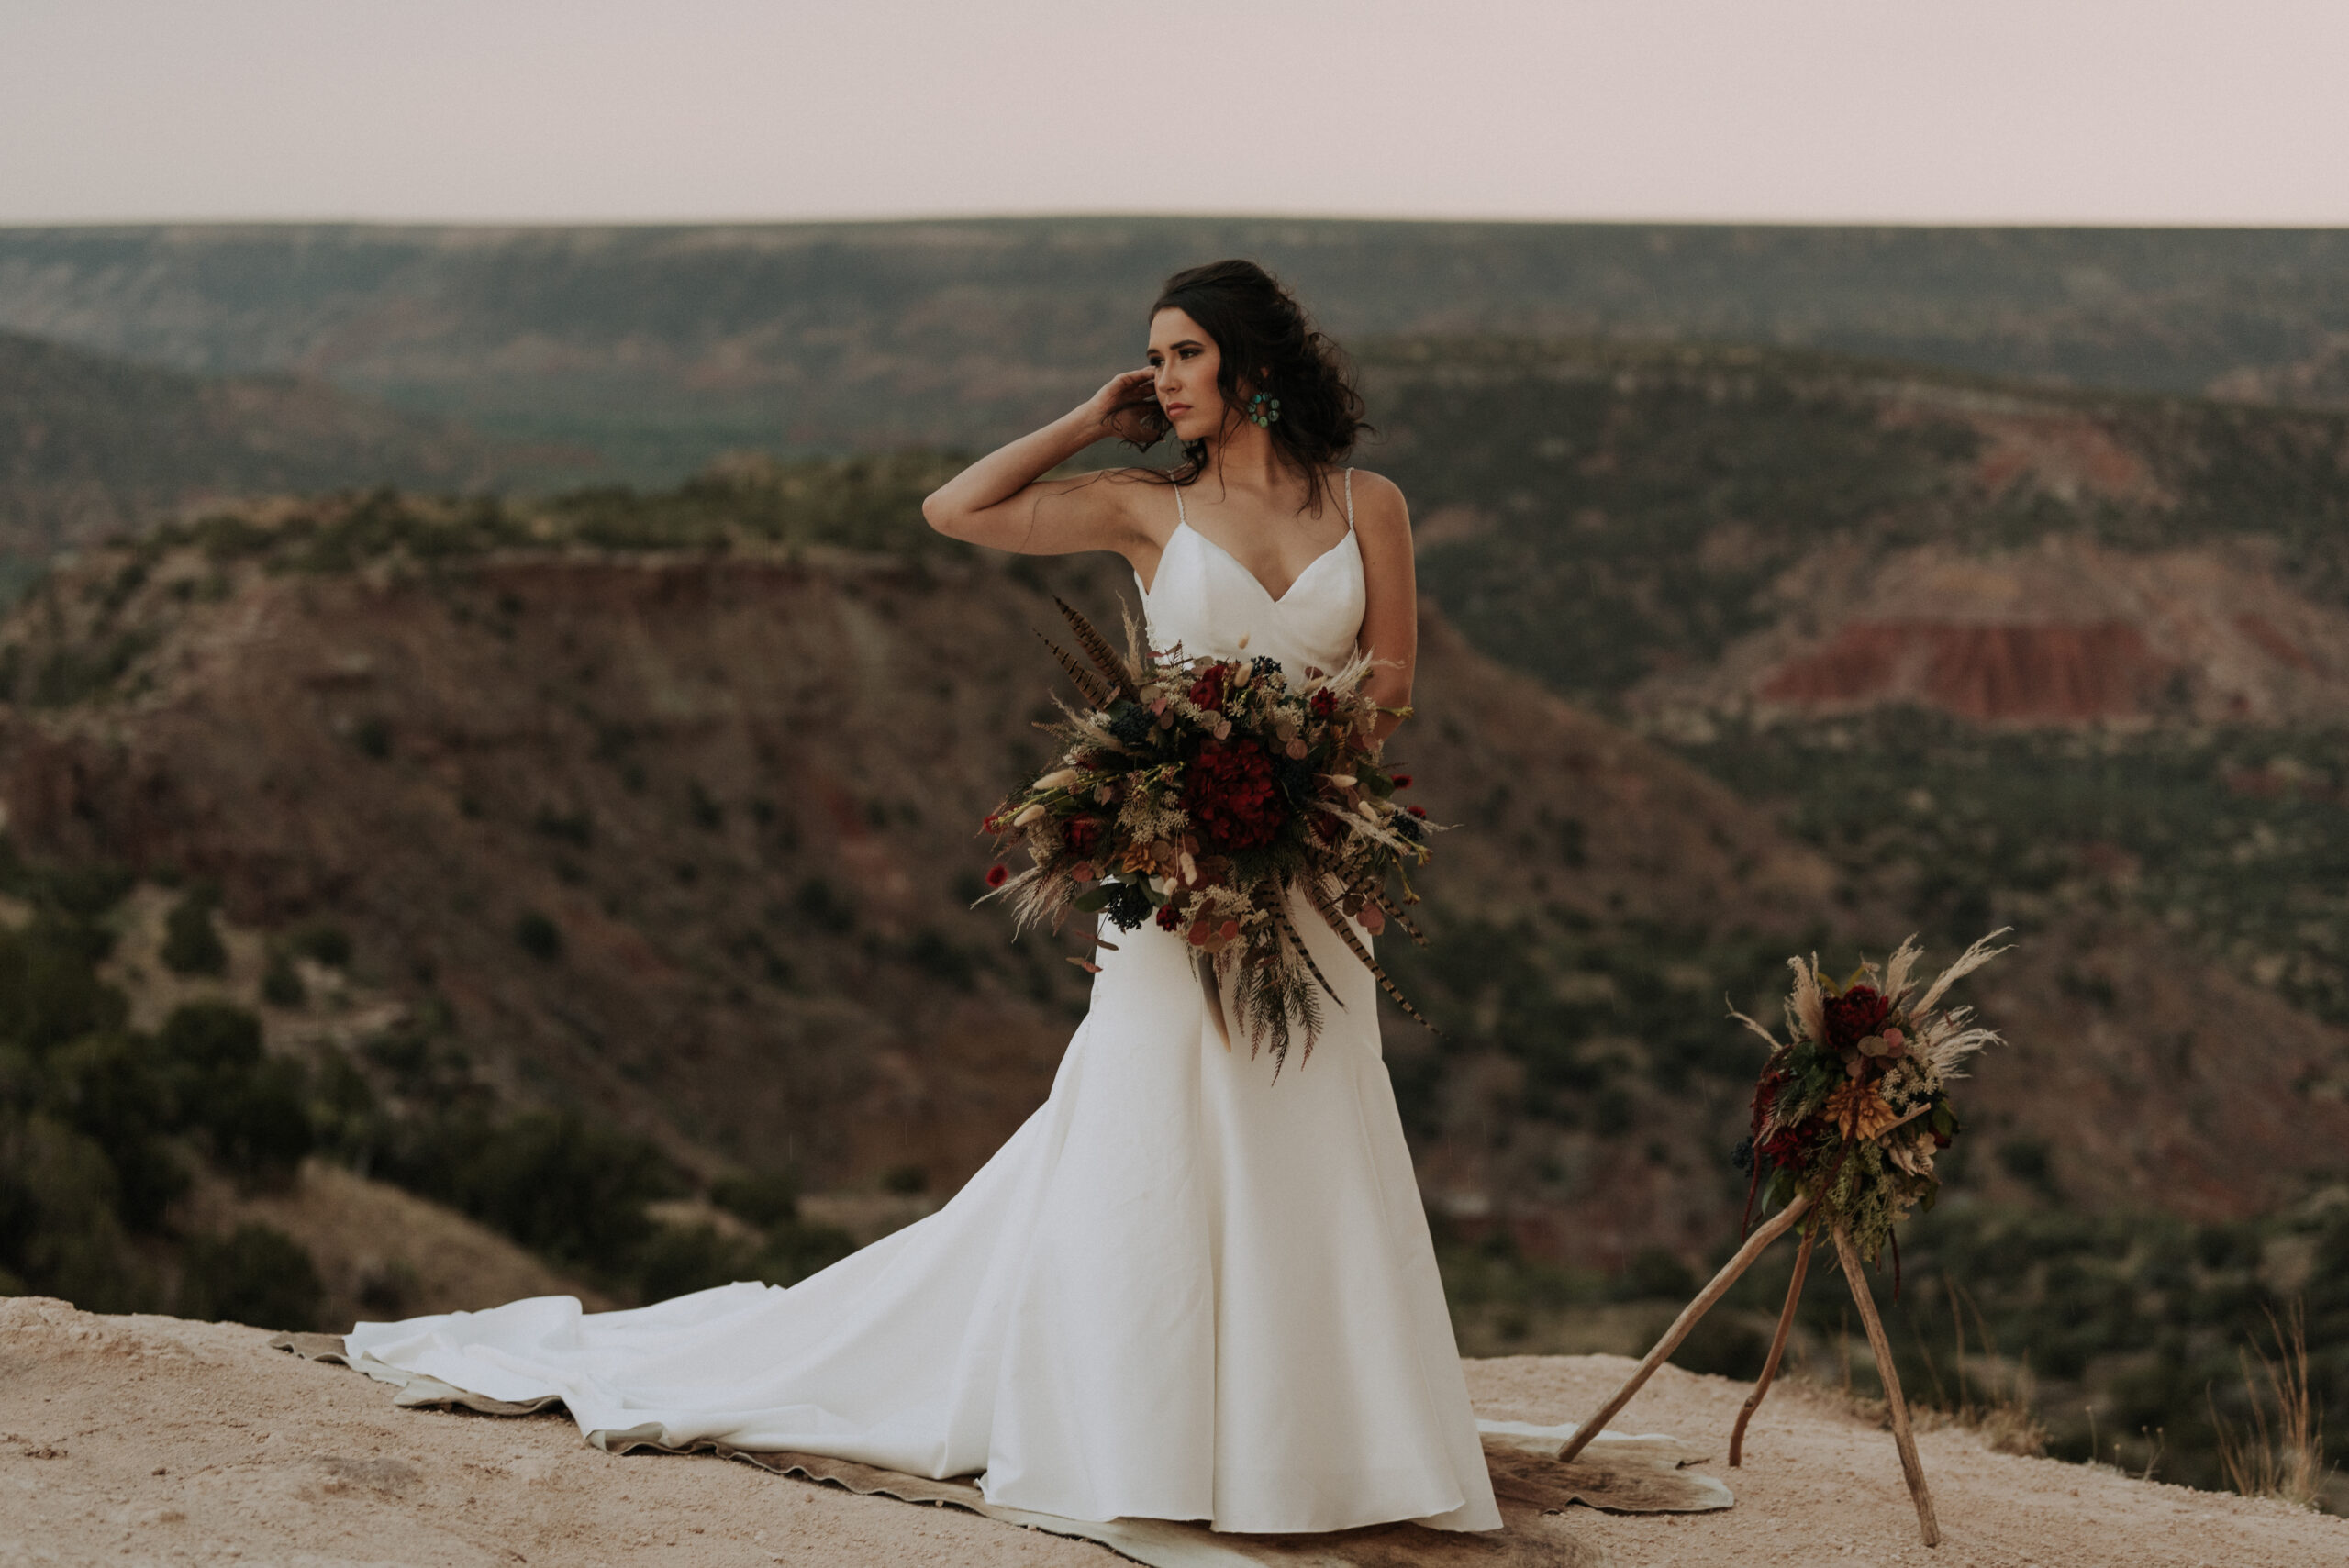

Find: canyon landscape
0;222;2343;1554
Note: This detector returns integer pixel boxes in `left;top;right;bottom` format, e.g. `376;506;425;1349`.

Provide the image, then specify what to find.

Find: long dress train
344;470;1504;1534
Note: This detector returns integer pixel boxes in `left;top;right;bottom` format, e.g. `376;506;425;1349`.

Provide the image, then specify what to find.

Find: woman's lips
1164;403;1191;416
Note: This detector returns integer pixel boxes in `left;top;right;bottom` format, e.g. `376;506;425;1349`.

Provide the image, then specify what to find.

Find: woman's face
1147;307;1226;443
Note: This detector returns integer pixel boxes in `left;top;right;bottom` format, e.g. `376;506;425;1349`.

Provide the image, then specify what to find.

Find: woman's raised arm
922;369;1163;558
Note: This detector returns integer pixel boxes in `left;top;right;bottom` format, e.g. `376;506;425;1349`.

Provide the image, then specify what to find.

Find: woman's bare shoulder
1343;469;1410;533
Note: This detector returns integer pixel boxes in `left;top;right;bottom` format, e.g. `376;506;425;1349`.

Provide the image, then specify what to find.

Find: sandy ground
3;1296;2342;1568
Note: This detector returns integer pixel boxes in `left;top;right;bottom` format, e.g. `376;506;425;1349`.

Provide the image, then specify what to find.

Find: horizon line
5;210;2348;235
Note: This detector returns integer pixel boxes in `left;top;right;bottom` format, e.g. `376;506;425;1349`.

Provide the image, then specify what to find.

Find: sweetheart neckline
1142;520;1358;606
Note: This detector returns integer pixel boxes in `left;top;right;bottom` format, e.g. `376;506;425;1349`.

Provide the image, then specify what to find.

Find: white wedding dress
344;471;1504;1535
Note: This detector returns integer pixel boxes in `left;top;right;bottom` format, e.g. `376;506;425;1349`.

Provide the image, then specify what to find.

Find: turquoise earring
1249;391;1281;428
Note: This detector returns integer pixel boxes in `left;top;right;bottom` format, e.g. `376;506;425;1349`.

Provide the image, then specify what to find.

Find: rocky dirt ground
4;1297;2342;1567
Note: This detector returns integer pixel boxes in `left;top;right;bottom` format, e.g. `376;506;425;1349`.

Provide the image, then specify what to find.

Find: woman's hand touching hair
1089;367;1168;450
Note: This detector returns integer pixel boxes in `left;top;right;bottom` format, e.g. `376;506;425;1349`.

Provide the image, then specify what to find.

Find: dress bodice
1135;469;1365;677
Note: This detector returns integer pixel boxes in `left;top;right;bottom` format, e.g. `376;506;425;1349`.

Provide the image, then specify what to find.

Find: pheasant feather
1054;597;1141;701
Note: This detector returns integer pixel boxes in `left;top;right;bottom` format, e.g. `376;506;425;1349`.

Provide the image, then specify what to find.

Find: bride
345;260;1503;1536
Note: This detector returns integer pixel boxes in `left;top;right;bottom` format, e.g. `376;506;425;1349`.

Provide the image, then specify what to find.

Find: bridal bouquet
1732;931;2009;1263
981;598;1438;1073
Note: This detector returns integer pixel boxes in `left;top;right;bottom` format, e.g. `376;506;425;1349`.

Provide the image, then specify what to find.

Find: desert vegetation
0;841;852;1330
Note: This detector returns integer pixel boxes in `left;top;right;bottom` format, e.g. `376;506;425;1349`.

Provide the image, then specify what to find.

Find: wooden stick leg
1730;1221;1816;1467
1832;1223;1942;1549
1556;1193;1811;1463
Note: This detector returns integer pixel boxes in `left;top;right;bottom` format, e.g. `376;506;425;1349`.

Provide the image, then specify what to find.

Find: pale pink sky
4;0;2344;226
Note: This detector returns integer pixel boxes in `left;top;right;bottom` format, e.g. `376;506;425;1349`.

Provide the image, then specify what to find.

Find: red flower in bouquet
1824;984;1891;1049
1182;737;1287;851
1187;666;1230;711
985;864;1009;888
1063;815;1107;858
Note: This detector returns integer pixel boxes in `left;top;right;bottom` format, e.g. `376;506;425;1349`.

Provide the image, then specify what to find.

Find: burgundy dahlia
1182;738;1288;851
1824;984;1891;1049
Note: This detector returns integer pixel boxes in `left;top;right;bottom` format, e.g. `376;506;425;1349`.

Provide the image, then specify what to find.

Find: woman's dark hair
1132;259;1369;500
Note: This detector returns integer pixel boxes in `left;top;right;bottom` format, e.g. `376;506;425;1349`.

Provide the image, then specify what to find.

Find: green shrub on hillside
0;913;128;1052
540;453;967;558
179;1222;324;1330
26;628;160;708
284;922;352;969
39;1033;187;1228
261;951;306;1007
376;1108;678;1278
513;910;563;962
710;1170;799;1229
0;852;336;1318
161;888;228;975
0;1113;154;1313
149;999;312;1184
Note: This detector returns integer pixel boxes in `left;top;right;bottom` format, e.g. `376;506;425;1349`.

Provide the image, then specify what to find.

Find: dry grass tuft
2210;1302;2332;1511
1938;1278;2050;1457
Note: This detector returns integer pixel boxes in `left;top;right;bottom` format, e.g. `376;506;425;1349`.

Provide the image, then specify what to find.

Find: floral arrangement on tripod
1732;931;2010;1263
982;598;1439;1073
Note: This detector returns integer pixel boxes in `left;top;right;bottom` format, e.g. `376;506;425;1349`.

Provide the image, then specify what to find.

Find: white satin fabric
343;468;1502;1534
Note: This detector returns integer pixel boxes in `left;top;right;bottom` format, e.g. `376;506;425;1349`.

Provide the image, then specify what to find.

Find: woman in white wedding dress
344;260;1502;1536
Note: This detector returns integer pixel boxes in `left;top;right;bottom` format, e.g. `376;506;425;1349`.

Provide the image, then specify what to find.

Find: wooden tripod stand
1553;1193;1943;1548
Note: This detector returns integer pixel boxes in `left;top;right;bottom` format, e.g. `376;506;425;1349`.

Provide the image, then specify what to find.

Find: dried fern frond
1229;940;1321;1080
1273;901;1347;1010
